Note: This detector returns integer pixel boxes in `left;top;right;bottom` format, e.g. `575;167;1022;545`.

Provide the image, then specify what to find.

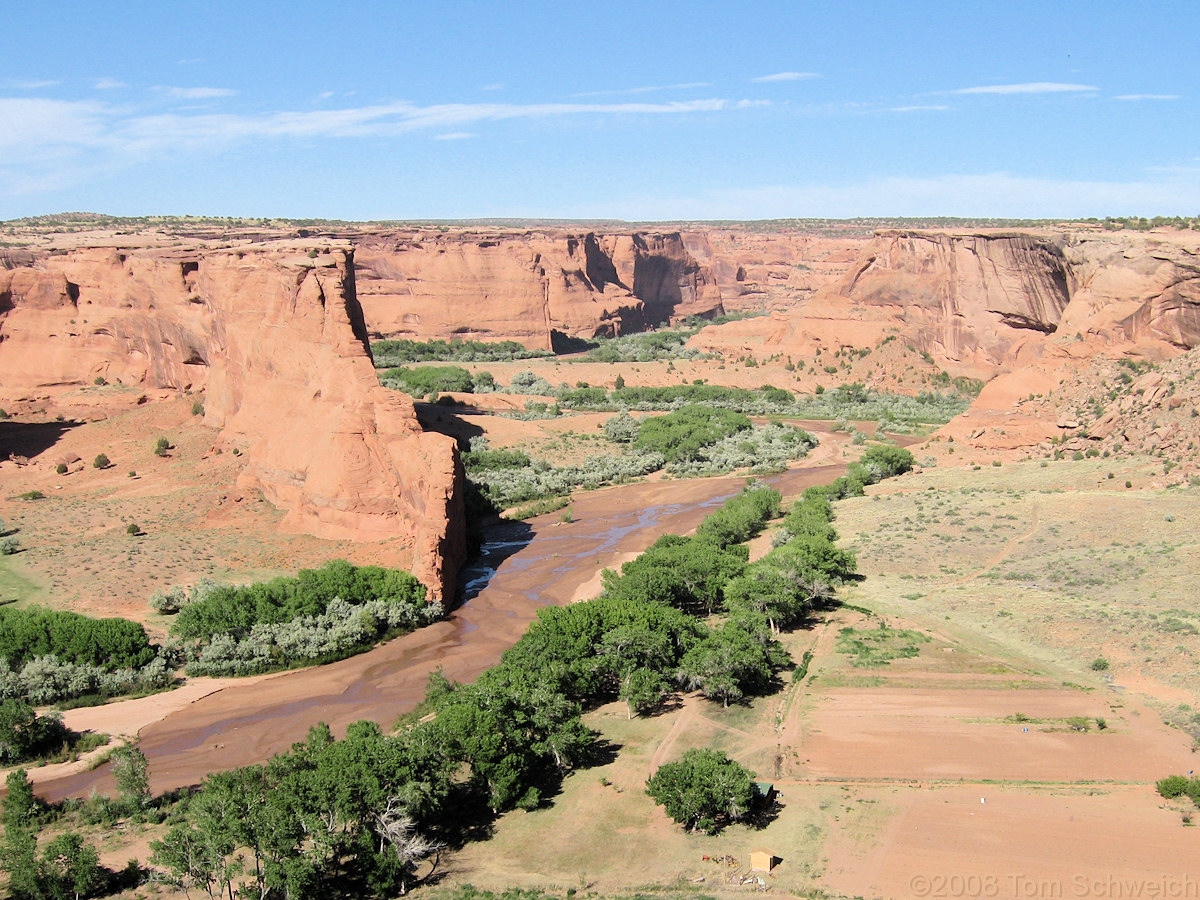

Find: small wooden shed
749;849;776;873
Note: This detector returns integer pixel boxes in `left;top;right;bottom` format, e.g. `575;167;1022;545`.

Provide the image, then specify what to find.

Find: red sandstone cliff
0;244;464;600
352;229;723;348
695;229;1200;380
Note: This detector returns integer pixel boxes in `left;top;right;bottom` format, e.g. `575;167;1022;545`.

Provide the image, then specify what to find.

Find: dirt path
647;693;703;777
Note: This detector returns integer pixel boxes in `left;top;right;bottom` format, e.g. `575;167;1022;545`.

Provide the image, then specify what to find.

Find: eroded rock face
352;229;723;348
0;245;464;599
737;229;1200;380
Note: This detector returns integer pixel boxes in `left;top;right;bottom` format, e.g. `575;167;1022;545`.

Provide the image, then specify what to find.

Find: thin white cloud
0;95;752;195
434;132;476;140
94;78;128;90
481;83;504;92
572;82;712;98
1114;94;1180;101
155;86;238;99
954;82;1098;95
0;99;113;159
7;79;60;90
886;105;950;112
751;72;817;83
314;91;335;101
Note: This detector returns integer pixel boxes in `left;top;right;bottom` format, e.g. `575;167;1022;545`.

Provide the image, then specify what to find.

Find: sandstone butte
4;222;1200;595
0;242;466;599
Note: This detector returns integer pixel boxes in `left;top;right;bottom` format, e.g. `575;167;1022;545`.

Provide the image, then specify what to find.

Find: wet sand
41;462;845;801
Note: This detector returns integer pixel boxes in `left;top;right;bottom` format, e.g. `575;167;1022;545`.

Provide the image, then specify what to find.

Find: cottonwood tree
646;749;756;833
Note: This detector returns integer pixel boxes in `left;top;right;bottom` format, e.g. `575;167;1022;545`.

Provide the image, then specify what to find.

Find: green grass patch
835;625;931;667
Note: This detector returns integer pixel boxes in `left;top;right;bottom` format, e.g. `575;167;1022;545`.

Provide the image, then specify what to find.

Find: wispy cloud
1114;94;1180;101
155;86;238;100
0;95;754;195
6;79;60;90
751;72;817;83
434;132;476;140
886;105;950;113
481;83;504;92
953;82;1098;95
94;78;127;90
572;82;711;98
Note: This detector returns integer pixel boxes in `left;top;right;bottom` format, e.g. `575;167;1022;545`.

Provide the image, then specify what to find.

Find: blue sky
2;1;1197;220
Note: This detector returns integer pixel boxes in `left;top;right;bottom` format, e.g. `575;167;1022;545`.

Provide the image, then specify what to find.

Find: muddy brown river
39;463;846;802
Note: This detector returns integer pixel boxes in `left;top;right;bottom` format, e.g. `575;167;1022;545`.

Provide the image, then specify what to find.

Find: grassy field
836;456;1200;716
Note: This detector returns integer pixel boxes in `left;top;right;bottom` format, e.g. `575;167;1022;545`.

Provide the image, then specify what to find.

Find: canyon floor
4;393;1199;898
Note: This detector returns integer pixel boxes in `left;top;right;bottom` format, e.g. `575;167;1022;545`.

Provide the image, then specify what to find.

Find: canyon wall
733;229;1200;379
0;244;464;599
352;229;723;348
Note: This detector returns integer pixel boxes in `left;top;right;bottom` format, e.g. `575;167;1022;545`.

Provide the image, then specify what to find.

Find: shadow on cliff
414;403;485;448
0;420;83;461
454;519;536;608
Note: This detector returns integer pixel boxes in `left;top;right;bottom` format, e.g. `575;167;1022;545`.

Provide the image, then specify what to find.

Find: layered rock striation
0;244;464;599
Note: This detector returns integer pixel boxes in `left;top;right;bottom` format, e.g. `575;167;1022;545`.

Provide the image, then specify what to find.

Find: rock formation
353;229;723;348
0;244;464;599
701;229;1200;379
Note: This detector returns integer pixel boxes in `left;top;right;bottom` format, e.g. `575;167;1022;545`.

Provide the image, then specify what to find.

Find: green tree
39;832;102;900
2;770;41;900
92;454;110;469
646;748;756;833
677;625;785;707
0;700;71;764
110;745;151;814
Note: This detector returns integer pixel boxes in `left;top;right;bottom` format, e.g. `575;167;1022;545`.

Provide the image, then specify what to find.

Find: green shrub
18;491;44;501
1157;775;1191;799
154;437;171;457
172;559;428;644
371;337;550;365
93;453;110;469
378;365;478;396
0;537;19;555
126;523;141;536
1090;656;1110;671
633;405;750;463
55;463;68;475
0;606;156;670
191;400;204;416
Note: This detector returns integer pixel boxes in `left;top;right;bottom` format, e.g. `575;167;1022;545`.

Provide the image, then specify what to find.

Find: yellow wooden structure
749;849;775;873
